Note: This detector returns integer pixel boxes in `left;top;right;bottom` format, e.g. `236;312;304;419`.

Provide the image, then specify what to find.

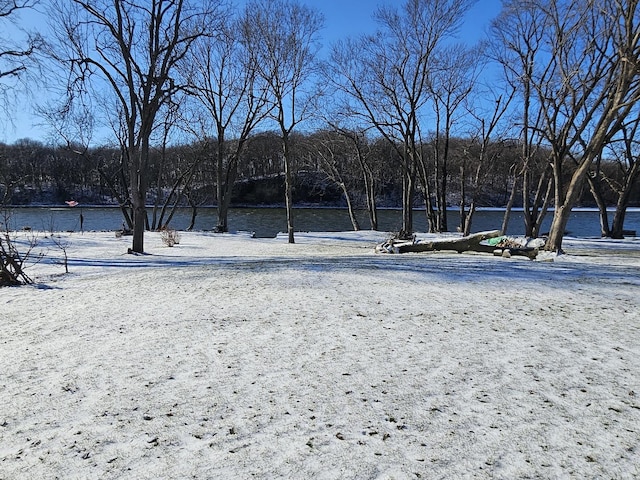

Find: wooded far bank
1;131;638;238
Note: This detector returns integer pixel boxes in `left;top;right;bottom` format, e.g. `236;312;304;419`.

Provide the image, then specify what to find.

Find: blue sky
310;0;501;46
1;0;502;145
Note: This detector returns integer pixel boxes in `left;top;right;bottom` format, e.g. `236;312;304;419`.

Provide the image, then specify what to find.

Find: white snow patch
1;230;639;478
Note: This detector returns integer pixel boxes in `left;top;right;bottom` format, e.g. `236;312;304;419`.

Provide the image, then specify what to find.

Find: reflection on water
3;206;639;238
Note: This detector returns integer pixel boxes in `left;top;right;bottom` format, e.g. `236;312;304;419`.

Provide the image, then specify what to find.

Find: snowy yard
1;230;639;479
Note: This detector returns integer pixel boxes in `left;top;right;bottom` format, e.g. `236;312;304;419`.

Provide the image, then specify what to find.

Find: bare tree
0;0;40;115
182;9;272;233
329;0;474;237
460;89;514;236
588;113;640;238
496;0;640;251
148;99;205;231
333;126;379;230
545;0;640;251
428;43;481;232
490;0;554;238
607;122;640;238
321;102;380;229
305;130;361;231
48;0;222;253
0;141;21;204
242;0;324;243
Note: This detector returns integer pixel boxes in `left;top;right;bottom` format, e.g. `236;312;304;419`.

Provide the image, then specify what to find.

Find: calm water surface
4;206;640;238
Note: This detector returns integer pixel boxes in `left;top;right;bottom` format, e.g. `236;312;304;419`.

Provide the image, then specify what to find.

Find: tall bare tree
333;126;379;230
0;0;40;291
490;0;554;238
305;130;362;231
242;0;323;243
588;113;640;238
148;98;206;231
607;121;640;238
494;0;640;251
428;43;480;232
329;0;474;237
48;0;222;253
545;0;640;251
0;0;38;207
182;9;272;233
0;0;39;112
460;89;514;236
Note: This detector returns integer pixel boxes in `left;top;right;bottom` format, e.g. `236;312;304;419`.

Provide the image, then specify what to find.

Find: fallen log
376;230;540;260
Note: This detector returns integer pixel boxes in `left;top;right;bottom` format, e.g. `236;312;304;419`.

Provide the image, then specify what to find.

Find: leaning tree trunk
339;182;360;231
185;191;198;231
354;145;378;230
501;173;519;235
462;202;477;237
546;160;592;252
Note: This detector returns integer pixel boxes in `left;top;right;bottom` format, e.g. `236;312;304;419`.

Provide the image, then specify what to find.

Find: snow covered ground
1;230;639;479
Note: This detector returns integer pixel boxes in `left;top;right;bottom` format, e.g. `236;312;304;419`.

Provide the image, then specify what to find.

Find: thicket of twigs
160;227;181;247
0;213;37;287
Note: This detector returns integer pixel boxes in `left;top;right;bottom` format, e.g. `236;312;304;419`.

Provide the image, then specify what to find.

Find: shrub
0;228;36;286
160;227;180;247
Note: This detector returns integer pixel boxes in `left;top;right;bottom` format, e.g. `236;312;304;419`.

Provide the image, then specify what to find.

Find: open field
2;231;639;479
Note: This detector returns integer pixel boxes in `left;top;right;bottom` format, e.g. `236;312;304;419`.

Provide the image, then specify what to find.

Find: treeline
1;132;636;227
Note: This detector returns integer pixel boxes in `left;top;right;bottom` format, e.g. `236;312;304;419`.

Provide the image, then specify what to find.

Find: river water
3;206;639;238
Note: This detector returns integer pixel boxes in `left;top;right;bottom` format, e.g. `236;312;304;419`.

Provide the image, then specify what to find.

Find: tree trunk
439;125;451;232
401;172;415;237
459;163;467;234
610;204;627;239
366;179;378;230
546;160;592;251
340;183;360;231
611;160;639;238
501;173;519;235
610;177;637;238
462;202;476;237
215;134;228;233
156;174;185;230
586;174;611;237
417;152;437;233
283;134;295;244
363;168;378;230
216;157;238;233
131;140;150;254
186;192;198;231
352;141;378;230
377;230;502;254
131;201;146;253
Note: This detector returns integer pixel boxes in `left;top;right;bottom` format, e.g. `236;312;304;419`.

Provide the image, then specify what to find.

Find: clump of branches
49;234;70;274
0;216;37;286
160;227;180;247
